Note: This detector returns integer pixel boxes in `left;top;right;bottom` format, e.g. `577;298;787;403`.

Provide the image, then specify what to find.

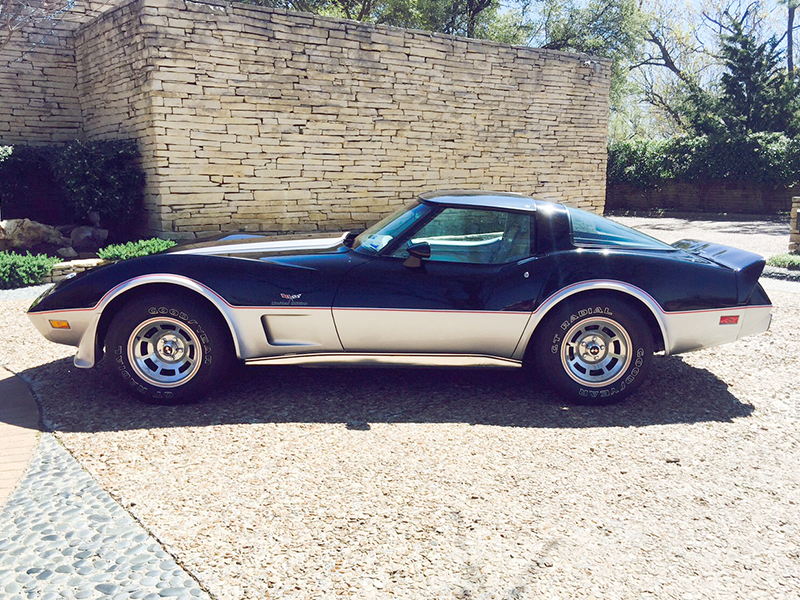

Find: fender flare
511;280;670;361
75;274;244;368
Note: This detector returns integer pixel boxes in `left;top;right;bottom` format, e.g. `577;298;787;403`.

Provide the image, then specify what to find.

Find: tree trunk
789;6;795;74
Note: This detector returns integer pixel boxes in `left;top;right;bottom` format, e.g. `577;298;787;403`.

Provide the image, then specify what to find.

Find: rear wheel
533;295;653;404
105;293;234;404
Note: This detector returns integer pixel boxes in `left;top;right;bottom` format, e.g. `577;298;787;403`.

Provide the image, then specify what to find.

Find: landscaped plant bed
767;252;800;271
97;238;176;261
763;253;800;282
0;238;177;289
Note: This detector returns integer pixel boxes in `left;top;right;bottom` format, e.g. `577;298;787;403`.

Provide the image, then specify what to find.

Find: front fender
30;275;244;368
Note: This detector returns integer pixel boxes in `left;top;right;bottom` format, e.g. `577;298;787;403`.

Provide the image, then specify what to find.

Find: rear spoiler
672;240;766;304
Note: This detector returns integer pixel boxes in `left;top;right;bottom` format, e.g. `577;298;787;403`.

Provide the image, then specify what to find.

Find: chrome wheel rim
560;317;632;387
127;317;202;388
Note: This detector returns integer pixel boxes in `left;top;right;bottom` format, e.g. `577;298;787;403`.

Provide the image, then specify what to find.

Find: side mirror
403;241;431;268
342;231;358;248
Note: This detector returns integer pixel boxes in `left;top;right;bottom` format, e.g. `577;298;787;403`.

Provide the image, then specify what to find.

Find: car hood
165;231;351;259
29;231;358;313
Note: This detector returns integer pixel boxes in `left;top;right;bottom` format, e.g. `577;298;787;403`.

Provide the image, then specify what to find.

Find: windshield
353;201;432;255
567;208;673;250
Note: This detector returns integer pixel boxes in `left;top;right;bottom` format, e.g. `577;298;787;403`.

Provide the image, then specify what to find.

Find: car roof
419;190;553;213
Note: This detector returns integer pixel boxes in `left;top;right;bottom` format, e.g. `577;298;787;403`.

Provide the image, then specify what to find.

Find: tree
780;0;798;73
519;0;648;104
0;0;76;56
248;0;506;38
722;18;799;132
680;12;800;136
619;0;731;137
616;0;800;139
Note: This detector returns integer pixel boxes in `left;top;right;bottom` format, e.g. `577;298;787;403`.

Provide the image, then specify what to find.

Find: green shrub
0;252;60;289
606;139;671;190
97;238;177;261
767;253;800;271
0;145;68;224
53;139;145;232
608;133;800;189
0;140;145;240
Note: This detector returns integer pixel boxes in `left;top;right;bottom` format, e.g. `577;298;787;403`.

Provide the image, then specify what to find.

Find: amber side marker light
49;320;71;330
719;316;739;325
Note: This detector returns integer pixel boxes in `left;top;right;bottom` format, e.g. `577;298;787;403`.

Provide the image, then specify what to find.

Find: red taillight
719;315;739;325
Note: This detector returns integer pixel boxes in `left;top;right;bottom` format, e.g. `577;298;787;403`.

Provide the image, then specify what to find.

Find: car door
332;207;548;356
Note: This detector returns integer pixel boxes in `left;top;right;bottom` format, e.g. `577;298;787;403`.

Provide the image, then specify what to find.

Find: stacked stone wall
73;0;162;226
607;182;798;215
2;0;612;236
75;0;153;140
0;1;112;144
131;0;611;235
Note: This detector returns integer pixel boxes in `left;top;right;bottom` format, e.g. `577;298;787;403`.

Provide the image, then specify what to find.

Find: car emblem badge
275;292;307;306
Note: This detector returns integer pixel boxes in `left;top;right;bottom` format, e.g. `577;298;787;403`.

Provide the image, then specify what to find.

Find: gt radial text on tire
534;294;653;404
105;293;234;404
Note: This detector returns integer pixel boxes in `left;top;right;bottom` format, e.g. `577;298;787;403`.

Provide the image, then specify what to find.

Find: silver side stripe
171;235;346;256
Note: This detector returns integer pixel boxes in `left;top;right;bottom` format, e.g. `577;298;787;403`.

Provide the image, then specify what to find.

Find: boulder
57;247;79;259
70;225;109;252
0;219;72;252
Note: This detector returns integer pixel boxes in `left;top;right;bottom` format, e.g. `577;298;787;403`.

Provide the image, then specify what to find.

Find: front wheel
532;295;653;404
105;293;234;404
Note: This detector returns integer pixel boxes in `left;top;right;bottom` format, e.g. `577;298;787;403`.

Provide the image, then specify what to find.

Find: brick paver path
0;366;40;507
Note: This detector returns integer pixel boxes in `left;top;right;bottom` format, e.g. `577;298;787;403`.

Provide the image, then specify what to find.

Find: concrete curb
0;366;41;509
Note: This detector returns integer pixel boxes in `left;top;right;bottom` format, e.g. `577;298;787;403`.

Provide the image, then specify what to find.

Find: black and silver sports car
28;191;772;404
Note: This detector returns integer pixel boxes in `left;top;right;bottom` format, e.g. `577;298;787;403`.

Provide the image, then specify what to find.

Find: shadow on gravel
19;353;753;434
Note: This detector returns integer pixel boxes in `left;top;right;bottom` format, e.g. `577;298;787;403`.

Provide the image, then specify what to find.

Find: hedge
608;133;800;189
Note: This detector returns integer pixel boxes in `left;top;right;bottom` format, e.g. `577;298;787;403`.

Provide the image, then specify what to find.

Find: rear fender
512;280;669;360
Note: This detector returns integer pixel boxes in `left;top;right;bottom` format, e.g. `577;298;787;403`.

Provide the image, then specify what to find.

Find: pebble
0;435;209;600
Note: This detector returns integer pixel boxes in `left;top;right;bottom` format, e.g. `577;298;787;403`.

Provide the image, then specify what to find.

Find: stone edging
42;258;105;284
762;265;800;282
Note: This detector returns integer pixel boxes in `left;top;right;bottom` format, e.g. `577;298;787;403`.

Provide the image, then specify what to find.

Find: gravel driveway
609;213;791;257
1;217;798;600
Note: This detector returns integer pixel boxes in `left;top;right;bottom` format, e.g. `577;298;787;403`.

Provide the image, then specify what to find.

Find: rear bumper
663;304;772;355
739;305;772;339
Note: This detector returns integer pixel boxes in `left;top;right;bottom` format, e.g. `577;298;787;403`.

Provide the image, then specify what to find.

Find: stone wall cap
53;258;105;269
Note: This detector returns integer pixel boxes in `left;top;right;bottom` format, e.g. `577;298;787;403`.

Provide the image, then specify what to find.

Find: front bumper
27;310;101;368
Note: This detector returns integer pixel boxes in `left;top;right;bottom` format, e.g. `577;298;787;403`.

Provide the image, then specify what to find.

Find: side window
568;207;672;250
392;208;532;264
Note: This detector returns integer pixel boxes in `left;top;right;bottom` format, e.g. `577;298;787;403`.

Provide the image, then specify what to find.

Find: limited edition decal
273;292;307;306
